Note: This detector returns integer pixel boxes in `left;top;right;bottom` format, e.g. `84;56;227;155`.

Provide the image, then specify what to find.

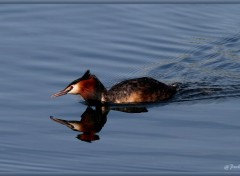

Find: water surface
0;4;240;174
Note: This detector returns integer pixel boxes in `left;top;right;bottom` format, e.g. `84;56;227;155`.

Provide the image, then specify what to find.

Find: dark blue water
0;4;240;174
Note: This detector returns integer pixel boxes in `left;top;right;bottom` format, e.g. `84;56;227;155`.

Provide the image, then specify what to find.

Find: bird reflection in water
50;105;148;143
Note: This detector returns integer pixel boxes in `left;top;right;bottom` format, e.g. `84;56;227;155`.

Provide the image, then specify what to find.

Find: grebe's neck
78;74;107;104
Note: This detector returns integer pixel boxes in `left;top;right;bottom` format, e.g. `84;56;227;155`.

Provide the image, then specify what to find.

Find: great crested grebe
52;70;176;104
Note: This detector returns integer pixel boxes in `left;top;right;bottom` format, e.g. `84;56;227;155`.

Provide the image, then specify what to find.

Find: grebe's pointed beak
51;86;73;98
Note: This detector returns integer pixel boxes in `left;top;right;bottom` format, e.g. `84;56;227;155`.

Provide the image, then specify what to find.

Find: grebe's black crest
67;70;91;87
80;70;91;80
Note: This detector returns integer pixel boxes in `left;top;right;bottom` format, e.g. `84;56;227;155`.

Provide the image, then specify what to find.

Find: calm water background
0;4;240;173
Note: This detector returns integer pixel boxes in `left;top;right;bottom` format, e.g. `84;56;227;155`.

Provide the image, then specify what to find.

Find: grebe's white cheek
68;85;79;94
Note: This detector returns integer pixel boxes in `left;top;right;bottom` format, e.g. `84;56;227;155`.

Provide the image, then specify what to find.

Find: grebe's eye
67;86;73;92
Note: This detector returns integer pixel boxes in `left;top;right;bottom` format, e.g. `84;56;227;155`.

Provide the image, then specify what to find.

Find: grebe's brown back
104;77;176;103
52;70;176;104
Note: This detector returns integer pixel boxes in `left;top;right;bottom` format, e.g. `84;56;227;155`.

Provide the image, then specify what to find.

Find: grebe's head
51;70;106;103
